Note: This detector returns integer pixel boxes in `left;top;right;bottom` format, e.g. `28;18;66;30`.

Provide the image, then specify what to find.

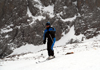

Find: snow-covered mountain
0;0;100;58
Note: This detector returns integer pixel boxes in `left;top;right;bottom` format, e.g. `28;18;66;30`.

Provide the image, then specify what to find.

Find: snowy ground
0;40;100;70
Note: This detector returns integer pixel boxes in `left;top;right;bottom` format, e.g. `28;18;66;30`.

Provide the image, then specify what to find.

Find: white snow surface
61;15;77;22
0;25;13;34
0;40;100;70
43;5;54;14
10;44;47;55
1;28;13;33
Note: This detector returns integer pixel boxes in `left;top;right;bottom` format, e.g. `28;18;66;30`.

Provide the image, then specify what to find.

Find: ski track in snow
0;40;100;70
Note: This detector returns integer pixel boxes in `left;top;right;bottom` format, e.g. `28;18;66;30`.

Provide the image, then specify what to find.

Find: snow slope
0;40;100;70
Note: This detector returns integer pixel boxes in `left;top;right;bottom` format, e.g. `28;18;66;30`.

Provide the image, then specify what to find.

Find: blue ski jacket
43;27;56;40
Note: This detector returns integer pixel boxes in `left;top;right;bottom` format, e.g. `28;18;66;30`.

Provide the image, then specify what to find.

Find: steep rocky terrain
0;0;100;58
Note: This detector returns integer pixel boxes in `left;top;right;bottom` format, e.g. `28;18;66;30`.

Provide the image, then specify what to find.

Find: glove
43;40;46;44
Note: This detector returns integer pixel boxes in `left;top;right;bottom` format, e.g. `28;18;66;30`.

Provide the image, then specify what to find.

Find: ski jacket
43;27;56;43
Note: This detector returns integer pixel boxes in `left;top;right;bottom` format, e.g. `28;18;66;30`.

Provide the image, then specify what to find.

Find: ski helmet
46;22;50;26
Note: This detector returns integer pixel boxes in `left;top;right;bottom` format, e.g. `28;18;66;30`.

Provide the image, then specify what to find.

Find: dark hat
46;22;50;26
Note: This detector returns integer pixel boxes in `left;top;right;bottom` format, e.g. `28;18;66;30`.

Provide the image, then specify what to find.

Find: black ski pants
47;40;54;56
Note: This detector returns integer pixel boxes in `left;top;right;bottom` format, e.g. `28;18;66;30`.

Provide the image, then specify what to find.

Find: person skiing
43;22;56;59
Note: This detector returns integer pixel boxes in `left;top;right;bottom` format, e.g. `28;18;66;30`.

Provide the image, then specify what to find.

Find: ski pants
47;38;56;56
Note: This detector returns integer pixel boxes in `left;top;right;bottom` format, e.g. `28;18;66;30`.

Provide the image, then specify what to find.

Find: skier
43;22;56;59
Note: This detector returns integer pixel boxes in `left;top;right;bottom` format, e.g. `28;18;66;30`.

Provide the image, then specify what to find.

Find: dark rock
28;0;40;16
40;0;55;6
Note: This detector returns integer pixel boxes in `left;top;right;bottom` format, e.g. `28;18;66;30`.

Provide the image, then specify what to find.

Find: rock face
0;0;100;58
75;0;100;39
0;0;28;58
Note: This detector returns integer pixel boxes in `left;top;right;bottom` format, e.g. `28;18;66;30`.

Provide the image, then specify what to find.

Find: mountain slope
0;40;100;70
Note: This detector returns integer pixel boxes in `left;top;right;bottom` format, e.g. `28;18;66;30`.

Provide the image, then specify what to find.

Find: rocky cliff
0;0;100;58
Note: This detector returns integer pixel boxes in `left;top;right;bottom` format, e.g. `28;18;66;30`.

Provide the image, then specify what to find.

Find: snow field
0;40;100;70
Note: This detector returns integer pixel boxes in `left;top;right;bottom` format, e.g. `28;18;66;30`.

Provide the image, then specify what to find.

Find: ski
36;60;47;64
36;57;55;64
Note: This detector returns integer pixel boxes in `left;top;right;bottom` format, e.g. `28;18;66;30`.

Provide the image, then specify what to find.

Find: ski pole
49;34;59;53
41;44;45;58
41;46;44;56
